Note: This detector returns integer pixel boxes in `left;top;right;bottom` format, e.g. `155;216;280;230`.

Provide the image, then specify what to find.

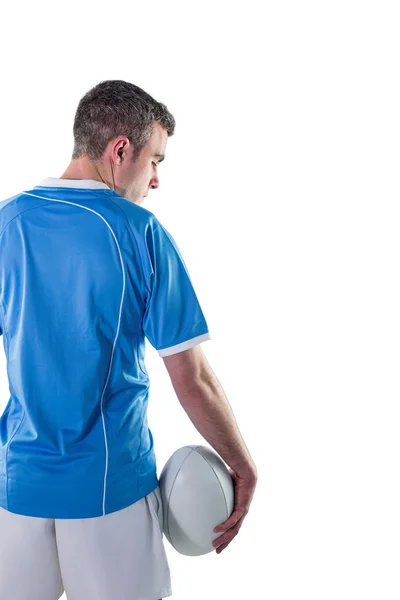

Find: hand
212;467;258;554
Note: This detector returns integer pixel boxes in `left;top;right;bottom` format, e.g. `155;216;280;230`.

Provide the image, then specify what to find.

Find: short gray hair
71;80;176;163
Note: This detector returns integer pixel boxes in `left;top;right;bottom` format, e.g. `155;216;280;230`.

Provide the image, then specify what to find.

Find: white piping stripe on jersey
21;191;125;516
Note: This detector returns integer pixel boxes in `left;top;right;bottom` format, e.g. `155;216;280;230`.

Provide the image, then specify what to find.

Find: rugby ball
158;445;234;556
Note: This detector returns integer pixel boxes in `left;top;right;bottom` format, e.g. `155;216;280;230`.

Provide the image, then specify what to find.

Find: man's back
0;178;211;519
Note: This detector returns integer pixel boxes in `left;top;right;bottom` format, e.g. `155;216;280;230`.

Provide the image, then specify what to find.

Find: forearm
173;376;257;479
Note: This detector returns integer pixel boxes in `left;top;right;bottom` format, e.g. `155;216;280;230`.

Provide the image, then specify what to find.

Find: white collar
36;177;111;190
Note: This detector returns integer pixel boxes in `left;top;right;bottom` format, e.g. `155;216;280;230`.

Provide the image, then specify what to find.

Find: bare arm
162;345;257;479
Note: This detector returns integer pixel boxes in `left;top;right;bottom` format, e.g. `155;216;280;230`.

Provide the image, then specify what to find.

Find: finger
213;517;244;548
214;508;246;533
215;532;238;554
215;541;230;554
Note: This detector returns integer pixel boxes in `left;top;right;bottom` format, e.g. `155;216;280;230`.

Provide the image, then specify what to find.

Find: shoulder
108;194;159;232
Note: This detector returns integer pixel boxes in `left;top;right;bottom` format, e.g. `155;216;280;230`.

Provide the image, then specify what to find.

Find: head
62;80;176;205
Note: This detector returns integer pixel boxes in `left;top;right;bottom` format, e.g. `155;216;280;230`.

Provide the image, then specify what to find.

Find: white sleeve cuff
157;332;212;357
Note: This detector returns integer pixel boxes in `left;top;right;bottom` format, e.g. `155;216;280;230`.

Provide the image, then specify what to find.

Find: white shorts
0;486;172;600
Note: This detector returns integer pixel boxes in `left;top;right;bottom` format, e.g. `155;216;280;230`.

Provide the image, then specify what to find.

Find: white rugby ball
158;445;234;556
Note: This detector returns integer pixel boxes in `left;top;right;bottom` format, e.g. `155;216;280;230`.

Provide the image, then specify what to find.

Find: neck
59;159;115;190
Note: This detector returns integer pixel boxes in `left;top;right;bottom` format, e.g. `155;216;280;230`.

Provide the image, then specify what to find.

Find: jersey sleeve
142;215;211;357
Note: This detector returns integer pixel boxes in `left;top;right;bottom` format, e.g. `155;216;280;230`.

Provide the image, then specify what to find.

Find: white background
0;1;399;598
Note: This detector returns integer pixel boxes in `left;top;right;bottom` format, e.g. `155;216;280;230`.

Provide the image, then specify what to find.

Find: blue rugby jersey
0;177;211;518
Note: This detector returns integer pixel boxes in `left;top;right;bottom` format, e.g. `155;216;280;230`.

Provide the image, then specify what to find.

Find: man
0;80;257;600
